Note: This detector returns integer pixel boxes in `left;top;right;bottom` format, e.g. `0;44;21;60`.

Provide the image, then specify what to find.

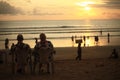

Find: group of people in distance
10;33;55;74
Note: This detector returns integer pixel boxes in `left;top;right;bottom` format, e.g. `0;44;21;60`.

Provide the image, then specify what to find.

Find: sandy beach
0;46;120;80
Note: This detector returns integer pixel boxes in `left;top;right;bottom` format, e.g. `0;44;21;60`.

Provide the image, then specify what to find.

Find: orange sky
0;0;120;20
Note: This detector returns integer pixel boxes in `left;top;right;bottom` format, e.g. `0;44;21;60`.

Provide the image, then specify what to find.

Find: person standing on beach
33;33;55;73
76;43;82;61
5;38;9;64
94;36;99;45
71;36;74;47
34;37;38;44
5;38;9;49
83;36;86;47
107;33;110;43
10;34;31;74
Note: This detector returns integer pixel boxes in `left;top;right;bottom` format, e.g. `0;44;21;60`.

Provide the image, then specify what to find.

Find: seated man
109;48;119;59
33;33;55;74
10;34;31;74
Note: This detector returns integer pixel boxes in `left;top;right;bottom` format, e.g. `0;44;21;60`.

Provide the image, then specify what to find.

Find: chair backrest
14;44;31;64
38;47;52;64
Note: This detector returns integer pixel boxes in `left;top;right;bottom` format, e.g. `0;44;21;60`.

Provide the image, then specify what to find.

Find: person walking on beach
76;43;82;61
33;33;55;73
10;34;31;74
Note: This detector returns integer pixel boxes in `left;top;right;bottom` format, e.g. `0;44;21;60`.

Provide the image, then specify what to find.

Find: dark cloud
0;1;22;14
90;0;120;9
105;0;120;9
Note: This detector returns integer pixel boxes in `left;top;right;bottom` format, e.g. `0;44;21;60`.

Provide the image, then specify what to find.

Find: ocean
0;19;120;49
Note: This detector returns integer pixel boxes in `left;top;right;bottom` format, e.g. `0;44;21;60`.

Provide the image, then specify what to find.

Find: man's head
17;34;24;42
39;33;46;41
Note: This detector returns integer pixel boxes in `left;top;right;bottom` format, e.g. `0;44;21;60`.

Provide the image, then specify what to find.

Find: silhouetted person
71;36;74;47
4;38;9;64
5;38;9;49
100;30;102;35
94;36;99;45
76;43;82;61
107;33;110;43
83;36;86;47
10;34;31;74
109;48;118;59
83;36;86;42
35;38;38;44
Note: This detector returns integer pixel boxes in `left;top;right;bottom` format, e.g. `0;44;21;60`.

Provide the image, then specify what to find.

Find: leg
39;63;42;73
33;62;37;74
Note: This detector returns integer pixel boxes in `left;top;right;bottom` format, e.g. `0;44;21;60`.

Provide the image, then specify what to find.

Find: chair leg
33;62;37;74
12;62;16;74
29;62;33;74
47;63;50;73
47;62;54;74
51;62;55;74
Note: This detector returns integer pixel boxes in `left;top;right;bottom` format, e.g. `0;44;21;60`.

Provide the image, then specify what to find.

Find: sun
84;6;91;11
76;1;94;11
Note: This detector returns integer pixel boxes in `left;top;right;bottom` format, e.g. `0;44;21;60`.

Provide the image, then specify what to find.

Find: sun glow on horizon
84;6;91;11
76;1;95;7
76;1;95;11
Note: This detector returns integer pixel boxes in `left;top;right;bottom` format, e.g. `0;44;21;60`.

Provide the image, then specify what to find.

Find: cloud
0;1;22;14
25;0;31;3
102;12;120;18
31;7;64;16
90;0;120;9
105;0;120;9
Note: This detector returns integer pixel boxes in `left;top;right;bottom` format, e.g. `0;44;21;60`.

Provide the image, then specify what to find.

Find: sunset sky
0;0;120;20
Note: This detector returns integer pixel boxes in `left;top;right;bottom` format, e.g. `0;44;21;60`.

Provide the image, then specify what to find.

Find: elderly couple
10;33;55;74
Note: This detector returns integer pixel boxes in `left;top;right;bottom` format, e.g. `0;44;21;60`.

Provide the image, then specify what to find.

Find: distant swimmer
100;30;102;35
